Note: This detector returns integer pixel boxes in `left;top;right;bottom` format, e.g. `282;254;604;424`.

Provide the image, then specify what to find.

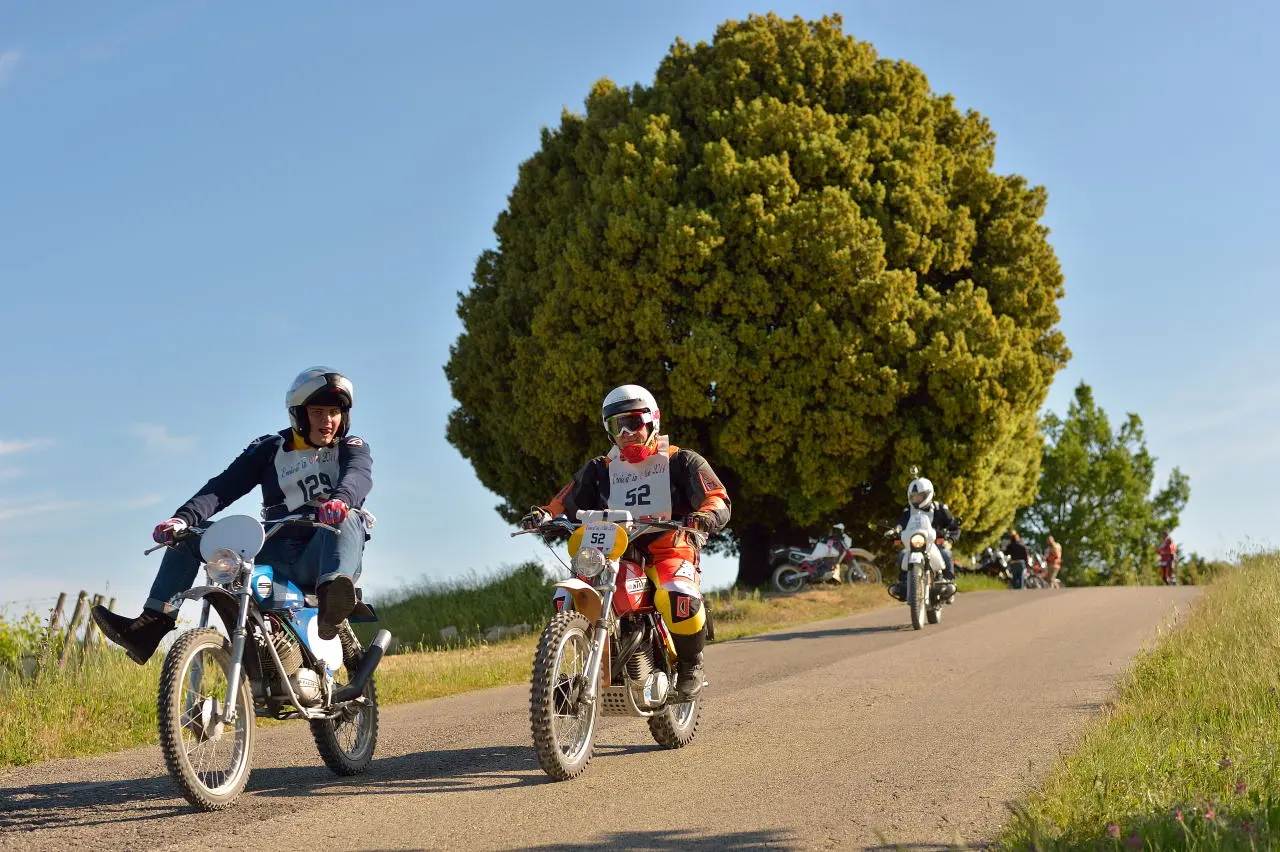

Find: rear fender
171;586;265;683
847;548;876;562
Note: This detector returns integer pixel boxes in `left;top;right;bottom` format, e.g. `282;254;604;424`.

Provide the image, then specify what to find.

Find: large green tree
1015;382;1191;585
446;13;1069;585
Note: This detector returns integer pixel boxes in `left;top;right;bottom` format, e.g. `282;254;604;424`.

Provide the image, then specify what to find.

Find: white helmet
907;477;934;510
287;366;355;438
601;384;660;439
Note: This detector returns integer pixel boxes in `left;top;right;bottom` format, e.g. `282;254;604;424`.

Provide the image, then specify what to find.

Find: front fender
171;586;264;683
554;578;603;624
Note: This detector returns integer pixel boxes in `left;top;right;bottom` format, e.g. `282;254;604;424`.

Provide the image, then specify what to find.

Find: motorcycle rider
886;476;959;601
807;522;850;580
91;366;374;665
521;384;730;700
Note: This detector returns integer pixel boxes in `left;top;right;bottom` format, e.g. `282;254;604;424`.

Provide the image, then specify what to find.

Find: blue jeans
1009;560;1026;590
145;512;367;615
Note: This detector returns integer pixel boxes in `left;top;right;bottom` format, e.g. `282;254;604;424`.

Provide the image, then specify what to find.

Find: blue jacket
171;429;373;531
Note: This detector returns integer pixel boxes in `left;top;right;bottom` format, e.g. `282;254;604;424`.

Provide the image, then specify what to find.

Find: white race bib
275;444;341;511
606;437;674;521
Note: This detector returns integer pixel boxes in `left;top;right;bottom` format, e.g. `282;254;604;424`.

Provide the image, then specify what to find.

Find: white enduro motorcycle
896;508;957;630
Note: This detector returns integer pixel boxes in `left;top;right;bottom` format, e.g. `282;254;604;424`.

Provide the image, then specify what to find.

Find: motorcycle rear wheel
158;628;255;811
311;624;379;775
530;611;598;780
771;564;806;595
648;695;700;748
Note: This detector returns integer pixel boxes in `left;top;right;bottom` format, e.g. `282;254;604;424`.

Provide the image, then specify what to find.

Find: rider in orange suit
521;384;730;699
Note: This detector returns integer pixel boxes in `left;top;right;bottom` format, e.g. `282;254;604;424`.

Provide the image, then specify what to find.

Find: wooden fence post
81;594;104;652
59;591;89;663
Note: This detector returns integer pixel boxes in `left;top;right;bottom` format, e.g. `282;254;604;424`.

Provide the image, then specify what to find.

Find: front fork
579;587;615;706
220;590;253;724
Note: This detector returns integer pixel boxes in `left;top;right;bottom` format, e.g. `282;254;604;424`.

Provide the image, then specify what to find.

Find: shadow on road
503;827;796;851
735;624;907;643
0;742;658;831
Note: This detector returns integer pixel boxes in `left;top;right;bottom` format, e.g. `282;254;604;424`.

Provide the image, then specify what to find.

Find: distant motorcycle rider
886;476;959;601
520;384;730;700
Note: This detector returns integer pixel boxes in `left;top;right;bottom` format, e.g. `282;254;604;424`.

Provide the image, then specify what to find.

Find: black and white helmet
601;384;660;438
286;366;355;437
907;477;935;510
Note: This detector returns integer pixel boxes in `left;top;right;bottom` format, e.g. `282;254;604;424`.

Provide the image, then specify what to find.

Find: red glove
317;500;349;524
152;518;189;545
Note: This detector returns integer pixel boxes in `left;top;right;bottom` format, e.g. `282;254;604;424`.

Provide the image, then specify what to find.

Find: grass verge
0;578;897;768
998;554;1280;850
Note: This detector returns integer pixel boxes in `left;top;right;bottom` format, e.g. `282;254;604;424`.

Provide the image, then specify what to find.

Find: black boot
317;575;357;640
91;606;176;665
888;571;906;601
672;630;707;700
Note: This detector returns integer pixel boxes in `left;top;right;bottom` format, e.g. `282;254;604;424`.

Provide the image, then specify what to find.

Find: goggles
604;410;655;438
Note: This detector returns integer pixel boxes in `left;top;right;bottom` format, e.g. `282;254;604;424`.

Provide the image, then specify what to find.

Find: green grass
998;553;1280;850
0;570;895;768
955;572;1010;593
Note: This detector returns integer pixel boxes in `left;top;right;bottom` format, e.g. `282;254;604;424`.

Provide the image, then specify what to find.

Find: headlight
205;548;242;584
571;547;609;579
909;533;927;550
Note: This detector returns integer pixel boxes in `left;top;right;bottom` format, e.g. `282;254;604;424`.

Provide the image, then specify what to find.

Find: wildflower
1235;778;1247;796
1205;807;1215;820
1124;834;1142;850
1174;810;1184;822
1243;821;1256;838
1107;822;1121;838
1219;756;1234;770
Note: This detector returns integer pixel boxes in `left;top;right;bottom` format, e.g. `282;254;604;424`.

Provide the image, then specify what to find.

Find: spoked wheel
158;628;255;811
846;558;881;585
771;564;806;595
908;565;926;631
648;692;700;748
530;611;598;780
311;624;379;775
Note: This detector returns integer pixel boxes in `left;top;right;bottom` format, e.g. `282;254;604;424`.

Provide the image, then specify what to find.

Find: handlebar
510;516;708;545
144;513;339;556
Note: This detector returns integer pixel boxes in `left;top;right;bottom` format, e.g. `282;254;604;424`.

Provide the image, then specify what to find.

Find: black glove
520;507;551;531
684;511;716;533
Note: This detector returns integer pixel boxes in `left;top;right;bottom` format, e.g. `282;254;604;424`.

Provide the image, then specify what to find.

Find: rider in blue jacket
91;367;373;664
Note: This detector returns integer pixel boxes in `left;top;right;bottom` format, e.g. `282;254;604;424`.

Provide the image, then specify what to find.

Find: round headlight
909;533;927;550
572;547;609;579
205;548;242;584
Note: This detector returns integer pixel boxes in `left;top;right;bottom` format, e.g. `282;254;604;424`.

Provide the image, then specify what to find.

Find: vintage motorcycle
976;545;1011;579
148;513;390;810
769;523;881;594
892;509;956;630
514;509;706;780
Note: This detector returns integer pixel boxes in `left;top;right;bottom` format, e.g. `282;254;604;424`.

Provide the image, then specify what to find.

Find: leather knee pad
655;586;706;636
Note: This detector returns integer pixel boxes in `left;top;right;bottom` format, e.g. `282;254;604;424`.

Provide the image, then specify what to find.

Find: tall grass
1000;553;1280;850
354;561;555;650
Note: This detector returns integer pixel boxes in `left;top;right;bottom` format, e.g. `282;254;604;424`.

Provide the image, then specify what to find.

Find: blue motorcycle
148;513;391;810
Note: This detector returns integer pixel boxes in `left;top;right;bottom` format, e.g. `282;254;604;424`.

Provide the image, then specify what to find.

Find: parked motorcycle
892;509;956;630
975;546;1011;580
148;513;390;810
514;509;706;780
769;524;881;594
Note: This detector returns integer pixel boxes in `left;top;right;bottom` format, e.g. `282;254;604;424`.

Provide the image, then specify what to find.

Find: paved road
0;585;1199;851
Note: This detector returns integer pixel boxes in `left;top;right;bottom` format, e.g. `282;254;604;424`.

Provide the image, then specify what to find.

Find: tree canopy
445;13;1070;584
1015;382;1191;585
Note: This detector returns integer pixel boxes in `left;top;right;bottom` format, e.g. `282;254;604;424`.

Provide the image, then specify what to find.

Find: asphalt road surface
0;585;1199;851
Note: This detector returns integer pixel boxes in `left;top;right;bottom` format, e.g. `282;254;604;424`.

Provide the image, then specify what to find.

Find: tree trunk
734;522;774;588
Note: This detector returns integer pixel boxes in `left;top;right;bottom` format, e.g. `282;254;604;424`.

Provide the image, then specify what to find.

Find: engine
261;614;324;706
625;641;670;708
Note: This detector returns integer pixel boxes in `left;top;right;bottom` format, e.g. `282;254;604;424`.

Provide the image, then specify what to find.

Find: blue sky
1;1;1276;618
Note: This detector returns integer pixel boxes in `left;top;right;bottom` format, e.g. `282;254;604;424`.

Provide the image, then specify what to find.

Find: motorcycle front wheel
771;564;807;595
158;628;255;811
908;565;926;631
530;611;599;780
311;624;379;775
846;558;881;585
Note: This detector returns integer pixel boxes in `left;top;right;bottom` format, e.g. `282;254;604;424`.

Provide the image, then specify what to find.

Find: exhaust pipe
332;629;391;704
